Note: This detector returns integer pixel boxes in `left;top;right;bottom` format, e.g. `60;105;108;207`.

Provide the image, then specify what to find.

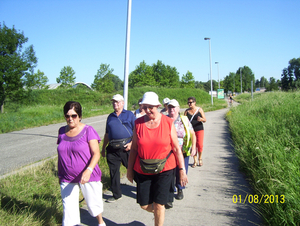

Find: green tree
223;72;236;93
128;61;157;88
56;66;76;88
0;23;37;113
91;63;119;93
24;69;48;89
152;60;180;88
266;77;279;91
236;66;255;93
281;58;300;91
181;71;195;88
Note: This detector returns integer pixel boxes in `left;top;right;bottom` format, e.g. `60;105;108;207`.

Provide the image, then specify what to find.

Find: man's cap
111;94;124;102
163;98;170;105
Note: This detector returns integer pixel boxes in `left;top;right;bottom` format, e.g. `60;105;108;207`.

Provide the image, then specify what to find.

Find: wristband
87;167;93;173
179;168;184;171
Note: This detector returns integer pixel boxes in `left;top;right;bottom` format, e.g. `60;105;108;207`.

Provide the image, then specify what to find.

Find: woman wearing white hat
127;92;188;226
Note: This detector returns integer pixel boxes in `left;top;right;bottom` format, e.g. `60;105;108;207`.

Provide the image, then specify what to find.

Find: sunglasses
187;102;194;104
65;114;78;119
142;105;155;110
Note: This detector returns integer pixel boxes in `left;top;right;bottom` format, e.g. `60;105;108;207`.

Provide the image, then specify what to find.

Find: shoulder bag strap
118;117;132;137
189;107;200;123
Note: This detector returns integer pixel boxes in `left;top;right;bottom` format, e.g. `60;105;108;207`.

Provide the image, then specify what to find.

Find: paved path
80;107;261;226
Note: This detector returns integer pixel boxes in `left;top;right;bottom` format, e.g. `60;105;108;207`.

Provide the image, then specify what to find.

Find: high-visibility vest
180;115;192;156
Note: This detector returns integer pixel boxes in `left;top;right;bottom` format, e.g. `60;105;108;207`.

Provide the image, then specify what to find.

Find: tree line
1;22;299;113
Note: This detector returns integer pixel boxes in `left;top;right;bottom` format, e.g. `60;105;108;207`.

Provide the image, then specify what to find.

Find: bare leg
96;213;105;225
153;202;165;226
141;204;154;213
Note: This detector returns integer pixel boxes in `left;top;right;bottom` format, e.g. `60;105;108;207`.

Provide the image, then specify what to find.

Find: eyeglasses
142;105;155;110
187;102;194;104
65;114;78;119
168;106;176;109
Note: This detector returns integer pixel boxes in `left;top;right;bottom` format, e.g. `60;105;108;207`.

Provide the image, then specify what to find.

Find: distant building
48;82;93;90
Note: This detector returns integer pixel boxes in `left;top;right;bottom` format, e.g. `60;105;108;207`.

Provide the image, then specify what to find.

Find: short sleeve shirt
105;109;136;141
57;125;102;183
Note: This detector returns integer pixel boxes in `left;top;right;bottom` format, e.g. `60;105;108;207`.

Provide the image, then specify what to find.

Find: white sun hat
140;92;161;106
168;99;179;107
111;94;124;102
163;98;170;105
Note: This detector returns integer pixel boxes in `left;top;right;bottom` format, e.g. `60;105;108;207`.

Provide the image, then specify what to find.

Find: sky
1;0;299;87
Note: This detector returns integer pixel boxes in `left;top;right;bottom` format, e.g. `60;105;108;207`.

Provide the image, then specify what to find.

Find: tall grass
0;87;226;133
226;91;300;225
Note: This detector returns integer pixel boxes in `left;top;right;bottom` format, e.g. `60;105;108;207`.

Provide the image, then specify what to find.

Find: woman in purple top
57;101;105;226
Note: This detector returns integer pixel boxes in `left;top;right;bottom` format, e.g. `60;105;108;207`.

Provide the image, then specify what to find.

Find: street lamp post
240;67;242;93
215;62;220;89
204;37;213;105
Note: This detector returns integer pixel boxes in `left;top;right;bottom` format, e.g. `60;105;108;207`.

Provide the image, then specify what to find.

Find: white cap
168;99;179;107
111;94;124;102
140;92;161;106
163;98;170;105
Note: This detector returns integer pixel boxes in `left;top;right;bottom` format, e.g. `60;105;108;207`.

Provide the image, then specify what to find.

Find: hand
124;141;132;152
127;169;134;183
190;147;197;157
80;169;91;184
179;170;188;187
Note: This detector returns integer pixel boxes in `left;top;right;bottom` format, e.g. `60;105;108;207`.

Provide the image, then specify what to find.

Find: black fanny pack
109;137;131;149
139;151;172;174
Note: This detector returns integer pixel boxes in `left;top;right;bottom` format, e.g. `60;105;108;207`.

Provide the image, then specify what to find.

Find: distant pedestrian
57;101;105;226
127;92;188;226
184;96;206;167
134;98;146;118
101;94;136;203
160;97;170;115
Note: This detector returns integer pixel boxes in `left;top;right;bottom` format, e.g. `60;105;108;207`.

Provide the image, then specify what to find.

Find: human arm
80;139;100;184
101;133;109;157
197;108;206;123
190;128;197;157
171;123;188;187
127;128;138;183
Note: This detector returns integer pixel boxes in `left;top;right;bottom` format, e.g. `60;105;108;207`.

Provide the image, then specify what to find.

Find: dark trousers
106;145;129;199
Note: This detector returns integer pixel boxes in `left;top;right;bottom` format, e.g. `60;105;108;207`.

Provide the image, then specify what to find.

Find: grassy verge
226;91;300;225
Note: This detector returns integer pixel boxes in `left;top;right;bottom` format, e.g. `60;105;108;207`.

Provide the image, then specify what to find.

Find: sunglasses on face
142;105;155;110
168;105;176;109
65;114;78;119
187;101;194;104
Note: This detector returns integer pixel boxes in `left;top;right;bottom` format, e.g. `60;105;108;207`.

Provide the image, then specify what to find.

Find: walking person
127;92;188;226
166;99;196;207
57;101;105;226
101;94;136;203
160;97;170;115
134;97;146;118
184;96;206;167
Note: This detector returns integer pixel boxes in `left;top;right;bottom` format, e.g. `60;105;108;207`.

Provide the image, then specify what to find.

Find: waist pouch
109;137;131;149
140;151;172;174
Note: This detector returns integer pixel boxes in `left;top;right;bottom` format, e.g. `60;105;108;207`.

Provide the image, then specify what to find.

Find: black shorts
134;169;175;206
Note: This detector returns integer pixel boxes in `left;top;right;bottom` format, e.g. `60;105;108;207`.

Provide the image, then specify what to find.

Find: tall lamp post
215;62;220;89
240;67;242;93
204;37;213;105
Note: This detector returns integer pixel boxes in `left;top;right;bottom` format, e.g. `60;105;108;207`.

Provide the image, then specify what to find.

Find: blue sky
1;0;299;86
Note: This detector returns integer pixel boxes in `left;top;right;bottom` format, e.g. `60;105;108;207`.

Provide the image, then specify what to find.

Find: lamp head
204;37;210;40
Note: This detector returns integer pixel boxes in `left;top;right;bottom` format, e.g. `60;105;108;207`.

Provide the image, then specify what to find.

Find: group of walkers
56;91;206;226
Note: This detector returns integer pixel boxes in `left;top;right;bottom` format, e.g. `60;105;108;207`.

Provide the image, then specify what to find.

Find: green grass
226;91;300;225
